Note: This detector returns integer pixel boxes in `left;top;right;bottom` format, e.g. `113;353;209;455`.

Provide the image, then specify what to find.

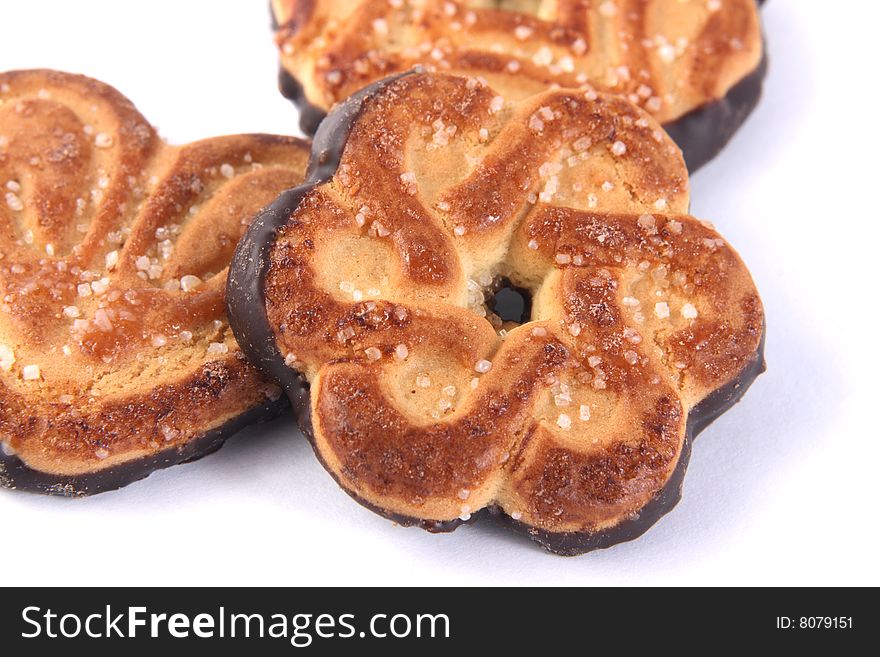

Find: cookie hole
488;278;532;326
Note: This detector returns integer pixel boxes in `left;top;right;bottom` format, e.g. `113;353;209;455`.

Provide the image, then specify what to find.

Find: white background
2;1;878;586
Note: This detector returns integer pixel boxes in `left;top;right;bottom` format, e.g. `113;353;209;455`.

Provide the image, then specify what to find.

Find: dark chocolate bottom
666;53;768;172
279;68;328;137
0;399;287;497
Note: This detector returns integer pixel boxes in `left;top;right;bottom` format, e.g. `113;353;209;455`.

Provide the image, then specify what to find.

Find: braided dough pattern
0;70;309;491
274;0;763;126
253;73;763;551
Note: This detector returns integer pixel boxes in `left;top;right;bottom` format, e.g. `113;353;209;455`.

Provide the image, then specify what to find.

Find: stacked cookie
272;0;765;170
0;0;767;555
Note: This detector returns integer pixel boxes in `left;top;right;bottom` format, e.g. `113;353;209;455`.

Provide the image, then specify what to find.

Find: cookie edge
0;397;287;497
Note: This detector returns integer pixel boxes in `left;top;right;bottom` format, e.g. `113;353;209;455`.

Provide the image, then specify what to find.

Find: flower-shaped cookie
229;71;764;554
0;70;310;495
272;0;766;170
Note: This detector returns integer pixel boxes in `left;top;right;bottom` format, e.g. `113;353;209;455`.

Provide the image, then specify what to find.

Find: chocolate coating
228;70;766;555
279;68;327;137
666;52;768;172
0;399;286;497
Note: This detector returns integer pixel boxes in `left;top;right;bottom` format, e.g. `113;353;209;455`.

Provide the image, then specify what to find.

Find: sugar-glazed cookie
272;0;766;170
228;71;764;554
0;70;310;495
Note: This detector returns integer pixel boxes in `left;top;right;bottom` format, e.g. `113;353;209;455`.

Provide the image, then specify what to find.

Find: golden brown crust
0;70;310;481
260;72;763;536
274;0;763;125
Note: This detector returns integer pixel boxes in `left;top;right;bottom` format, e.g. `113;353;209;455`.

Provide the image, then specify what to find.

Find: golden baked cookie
0;70;310;495
272;0;766;170
228;71;765;554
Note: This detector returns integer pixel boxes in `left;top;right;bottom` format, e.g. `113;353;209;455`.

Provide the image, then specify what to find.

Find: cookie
272;0;766;171
0;70;310;496
227;71;765;554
